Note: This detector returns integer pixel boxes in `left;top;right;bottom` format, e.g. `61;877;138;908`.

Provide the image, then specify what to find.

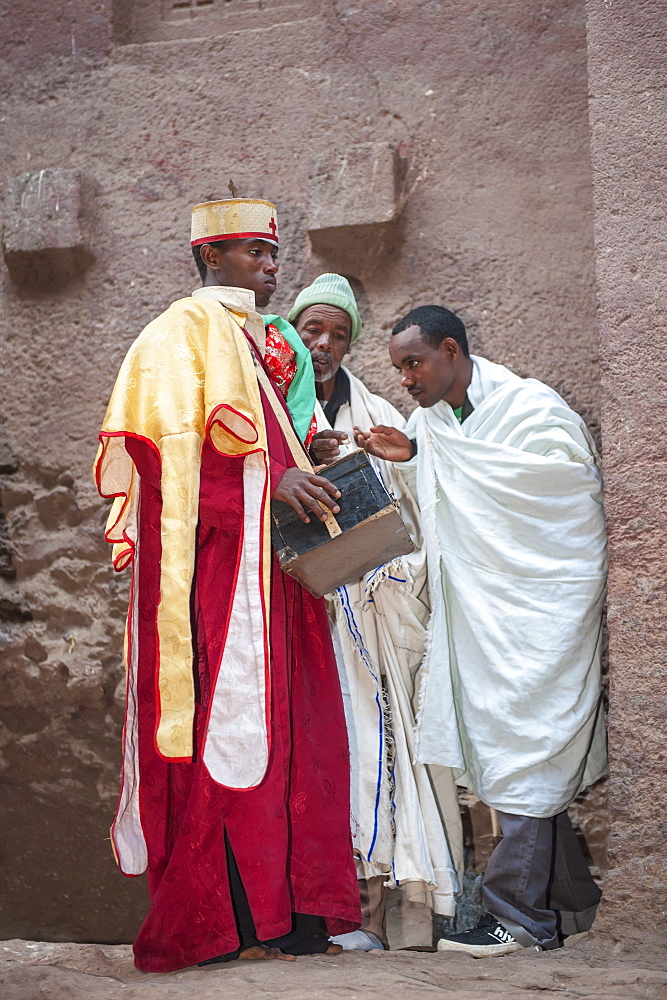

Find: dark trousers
200;838;331;964
482;810;601;948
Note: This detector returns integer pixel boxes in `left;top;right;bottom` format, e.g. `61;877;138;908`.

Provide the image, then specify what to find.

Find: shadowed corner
4;246;96;298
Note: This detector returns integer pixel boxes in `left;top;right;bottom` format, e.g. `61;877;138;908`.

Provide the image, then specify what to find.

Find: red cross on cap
268;217;277;238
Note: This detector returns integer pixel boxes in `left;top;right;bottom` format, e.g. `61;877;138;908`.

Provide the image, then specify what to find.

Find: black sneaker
437;914;524;958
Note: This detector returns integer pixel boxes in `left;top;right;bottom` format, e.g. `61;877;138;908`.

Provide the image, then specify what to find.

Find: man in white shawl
354;304;606;957
288;278;464;951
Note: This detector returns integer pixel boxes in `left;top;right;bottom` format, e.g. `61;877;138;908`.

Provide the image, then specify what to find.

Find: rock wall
0;0;602;941
586;0;667;952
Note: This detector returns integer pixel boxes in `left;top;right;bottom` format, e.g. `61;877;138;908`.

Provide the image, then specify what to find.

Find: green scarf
263;315;316;443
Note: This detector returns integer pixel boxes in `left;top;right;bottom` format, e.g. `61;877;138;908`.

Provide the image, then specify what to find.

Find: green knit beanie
287;273;362;344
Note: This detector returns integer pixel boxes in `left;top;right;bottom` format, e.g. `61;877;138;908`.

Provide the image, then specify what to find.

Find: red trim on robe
124;360;360;973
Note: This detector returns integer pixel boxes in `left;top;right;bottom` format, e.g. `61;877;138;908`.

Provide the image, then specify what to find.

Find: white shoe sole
437;937;524;959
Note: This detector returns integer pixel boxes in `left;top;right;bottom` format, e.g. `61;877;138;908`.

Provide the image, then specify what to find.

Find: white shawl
318;367;463;915
408;356;607;818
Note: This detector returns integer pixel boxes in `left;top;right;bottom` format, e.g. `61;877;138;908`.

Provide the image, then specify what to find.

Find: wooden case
271;449;415;598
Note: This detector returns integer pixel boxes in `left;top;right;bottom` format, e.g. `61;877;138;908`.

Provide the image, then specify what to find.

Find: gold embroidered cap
191;198;279;247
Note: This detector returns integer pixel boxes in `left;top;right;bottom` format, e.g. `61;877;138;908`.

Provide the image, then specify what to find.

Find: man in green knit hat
288;275;464;952
288;273;363;464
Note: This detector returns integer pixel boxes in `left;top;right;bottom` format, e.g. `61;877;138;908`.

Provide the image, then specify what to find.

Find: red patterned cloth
264;323;297;398
123;341;360;973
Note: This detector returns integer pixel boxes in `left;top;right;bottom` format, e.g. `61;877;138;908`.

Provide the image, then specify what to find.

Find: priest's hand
273;468;342;524
353;425;414;463
309;429;348;466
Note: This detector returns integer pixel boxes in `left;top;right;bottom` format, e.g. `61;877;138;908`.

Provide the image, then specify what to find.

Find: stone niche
113;0;320;45
307;141;407;277
2;168;94;293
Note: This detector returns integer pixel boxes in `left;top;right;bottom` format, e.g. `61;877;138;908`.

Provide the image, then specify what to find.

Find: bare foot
238;945;296;962
325;944;344;955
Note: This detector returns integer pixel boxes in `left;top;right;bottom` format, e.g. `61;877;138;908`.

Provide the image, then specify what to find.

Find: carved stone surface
120;0;319;44
308;142;402;232
586;0;667;954
0;0;111;72
4;937;667;998
3;170;83;255
0;0;616;947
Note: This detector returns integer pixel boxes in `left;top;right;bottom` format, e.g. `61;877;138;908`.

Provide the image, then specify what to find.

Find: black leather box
271;449;415;598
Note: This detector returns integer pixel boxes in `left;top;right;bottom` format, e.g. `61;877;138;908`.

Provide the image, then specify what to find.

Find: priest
94;199;360;972
355;304;607;957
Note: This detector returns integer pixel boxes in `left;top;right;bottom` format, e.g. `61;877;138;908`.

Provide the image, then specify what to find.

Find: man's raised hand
353;425;414;463
273;467;341;524
309;429;348;466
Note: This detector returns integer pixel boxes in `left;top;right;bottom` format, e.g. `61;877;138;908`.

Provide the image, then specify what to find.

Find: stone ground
3;936;667;1000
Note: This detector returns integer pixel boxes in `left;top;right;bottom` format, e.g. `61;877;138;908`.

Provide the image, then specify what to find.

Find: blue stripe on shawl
337;584;384;863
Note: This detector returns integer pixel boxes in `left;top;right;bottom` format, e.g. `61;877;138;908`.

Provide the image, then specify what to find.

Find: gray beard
313;363;341;385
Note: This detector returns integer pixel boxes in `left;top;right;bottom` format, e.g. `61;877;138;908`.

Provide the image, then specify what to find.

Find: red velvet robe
123;343;360;972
